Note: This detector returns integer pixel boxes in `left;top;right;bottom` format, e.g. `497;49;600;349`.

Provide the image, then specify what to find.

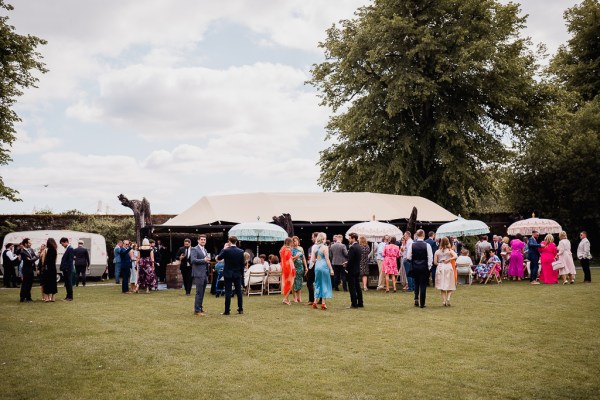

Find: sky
0;0;576;215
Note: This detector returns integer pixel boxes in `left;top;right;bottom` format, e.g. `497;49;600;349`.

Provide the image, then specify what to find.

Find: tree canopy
0;0;47;201
309;0;549;215
510;0;600;236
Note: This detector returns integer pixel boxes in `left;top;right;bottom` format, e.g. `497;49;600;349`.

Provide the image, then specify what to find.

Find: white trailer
1;230;108;280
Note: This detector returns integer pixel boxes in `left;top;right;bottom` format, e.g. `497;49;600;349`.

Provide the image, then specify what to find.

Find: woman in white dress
434;237;457;306
129;243;139;293
557;231;576;285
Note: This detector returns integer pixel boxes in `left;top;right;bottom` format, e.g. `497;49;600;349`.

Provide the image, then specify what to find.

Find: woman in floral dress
291;236;306;303
137;238;157;293
358;236;371;291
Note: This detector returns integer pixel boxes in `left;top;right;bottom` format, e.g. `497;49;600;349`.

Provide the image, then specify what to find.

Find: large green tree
549;0;600;102
309;0;549;214
0;0;47;201
510;0;600;236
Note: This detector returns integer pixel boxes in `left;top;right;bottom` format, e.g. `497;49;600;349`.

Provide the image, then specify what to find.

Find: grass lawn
1;272;599;400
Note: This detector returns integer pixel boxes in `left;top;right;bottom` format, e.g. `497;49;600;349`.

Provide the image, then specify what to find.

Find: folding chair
266;270;282;295
484;261;502;284
246;271;265;296
456;264;473;285
214;270;225;297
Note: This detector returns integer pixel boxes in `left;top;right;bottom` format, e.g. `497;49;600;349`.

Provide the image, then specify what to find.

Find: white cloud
10;128;61;155
65;62;329;142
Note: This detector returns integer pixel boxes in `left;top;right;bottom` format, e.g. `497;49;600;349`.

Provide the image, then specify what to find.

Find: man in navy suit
528;231;541;284
59;238;75;301
116;239;133;293
19;238;38;302
216;236;245;315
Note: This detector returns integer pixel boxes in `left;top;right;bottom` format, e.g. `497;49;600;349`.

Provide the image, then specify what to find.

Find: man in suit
59;238;75;301
116;239;133;293
425;231;438;286
344;232;363;309
2;243;19;288
330;234;348;291
528;231;541;284
113;240;122;284
492;236;503;254
190;234;210;316
19;238;38;302
177;239;193;295
406;230;433;308
577;231;592;283
216;236;245;315
73;240;90;287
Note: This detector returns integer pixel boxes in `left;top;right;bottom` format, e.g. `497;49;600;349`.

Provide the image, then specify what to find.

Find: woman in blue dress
310;232;334;310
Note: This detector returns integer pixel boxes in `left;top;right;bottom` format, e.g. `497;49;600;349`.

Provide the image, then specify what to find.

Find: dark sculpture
118;194;152;244
406;207;418;235
272;213;294;237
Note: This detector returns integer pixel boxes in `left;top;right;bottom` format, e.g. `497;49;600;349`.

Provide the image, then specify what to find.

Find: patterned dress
292;247;304;291
137;248;157;290
359;245;370;276
382;244;400;275
474;255;501;280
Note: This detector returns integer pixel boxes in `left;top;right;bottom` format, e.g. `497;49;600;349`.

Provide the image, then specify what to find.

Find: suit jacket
216;245;245;279
190;245;209;279
330;242;348;265
73;246;90;267
425;238;438;262
176;246;192;270
346;242;361;275
113;246;121;264
19;248;38;273
528;237;541;260
60;245;74;273
116;246;132;268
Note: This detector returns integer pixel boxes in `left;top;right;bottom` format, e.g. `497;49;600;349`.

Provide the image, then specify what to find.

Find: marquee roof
160;192;457;227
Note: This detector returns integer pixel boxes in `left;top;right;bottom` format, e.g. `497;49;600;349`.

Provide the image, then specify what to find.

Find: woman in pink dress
382;236;400;293
539;234;558;284
508;233;524;280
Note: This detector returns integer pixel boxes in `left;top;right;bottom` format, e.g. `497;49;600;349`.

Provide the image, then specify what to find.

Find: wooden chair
484;261;502;285
266;270;282;295
246;271;265;296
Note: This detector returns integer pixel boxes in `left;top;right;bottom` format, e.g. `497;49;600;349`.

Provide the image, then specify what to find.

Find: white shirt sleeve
427;244;433;268
6;250;17;261
406;242;413;260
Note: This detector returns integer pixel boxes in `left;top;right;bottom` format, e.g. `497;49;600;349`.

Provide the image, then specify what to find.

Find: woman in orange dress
279;237;296;305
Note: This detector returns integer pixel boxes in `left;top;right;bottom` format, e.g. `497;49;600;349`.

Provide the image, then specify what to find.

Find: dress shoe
194;312;205;317
238;310;244;315
345;305;358;309
357;304;364;308
414;301;419;307
420;305;426;308
220;312;230;316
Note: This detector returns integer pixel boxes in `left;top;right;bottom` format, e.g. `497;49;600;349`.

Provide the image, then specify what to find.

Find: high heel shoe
321;304;328;310
282;299;291;305
312;303;317;309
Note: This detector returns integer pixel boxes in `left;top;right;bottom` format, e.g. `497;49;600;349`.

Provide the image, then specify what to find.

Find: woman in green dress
291;236;306;303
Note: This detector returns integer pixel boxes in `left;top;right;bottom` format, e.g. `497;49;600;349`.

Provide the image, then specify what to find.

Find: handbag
551;260;564;270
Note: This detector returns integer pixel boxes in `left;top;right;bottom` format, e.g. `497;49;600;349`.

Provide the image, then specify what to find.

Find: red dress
279;246;296;295
539;242;558;284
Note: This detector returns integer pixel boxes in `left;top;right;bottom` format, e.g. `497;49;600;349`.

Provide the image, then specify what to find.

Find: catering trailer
1;230;108;281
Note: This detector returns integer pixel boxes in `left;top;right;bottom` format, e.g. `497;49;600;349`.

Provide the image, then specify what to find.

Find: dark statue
272;213;294;237
118;194;152;244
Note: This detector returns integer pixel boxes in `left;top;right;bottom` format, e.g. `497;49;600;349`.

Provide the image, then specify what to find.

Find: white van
1;230;108;281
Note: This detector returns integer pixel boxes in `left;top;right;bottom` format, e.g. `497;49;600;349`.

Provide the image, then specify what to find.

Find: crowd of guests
3;228;593;314
2;237;90;302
